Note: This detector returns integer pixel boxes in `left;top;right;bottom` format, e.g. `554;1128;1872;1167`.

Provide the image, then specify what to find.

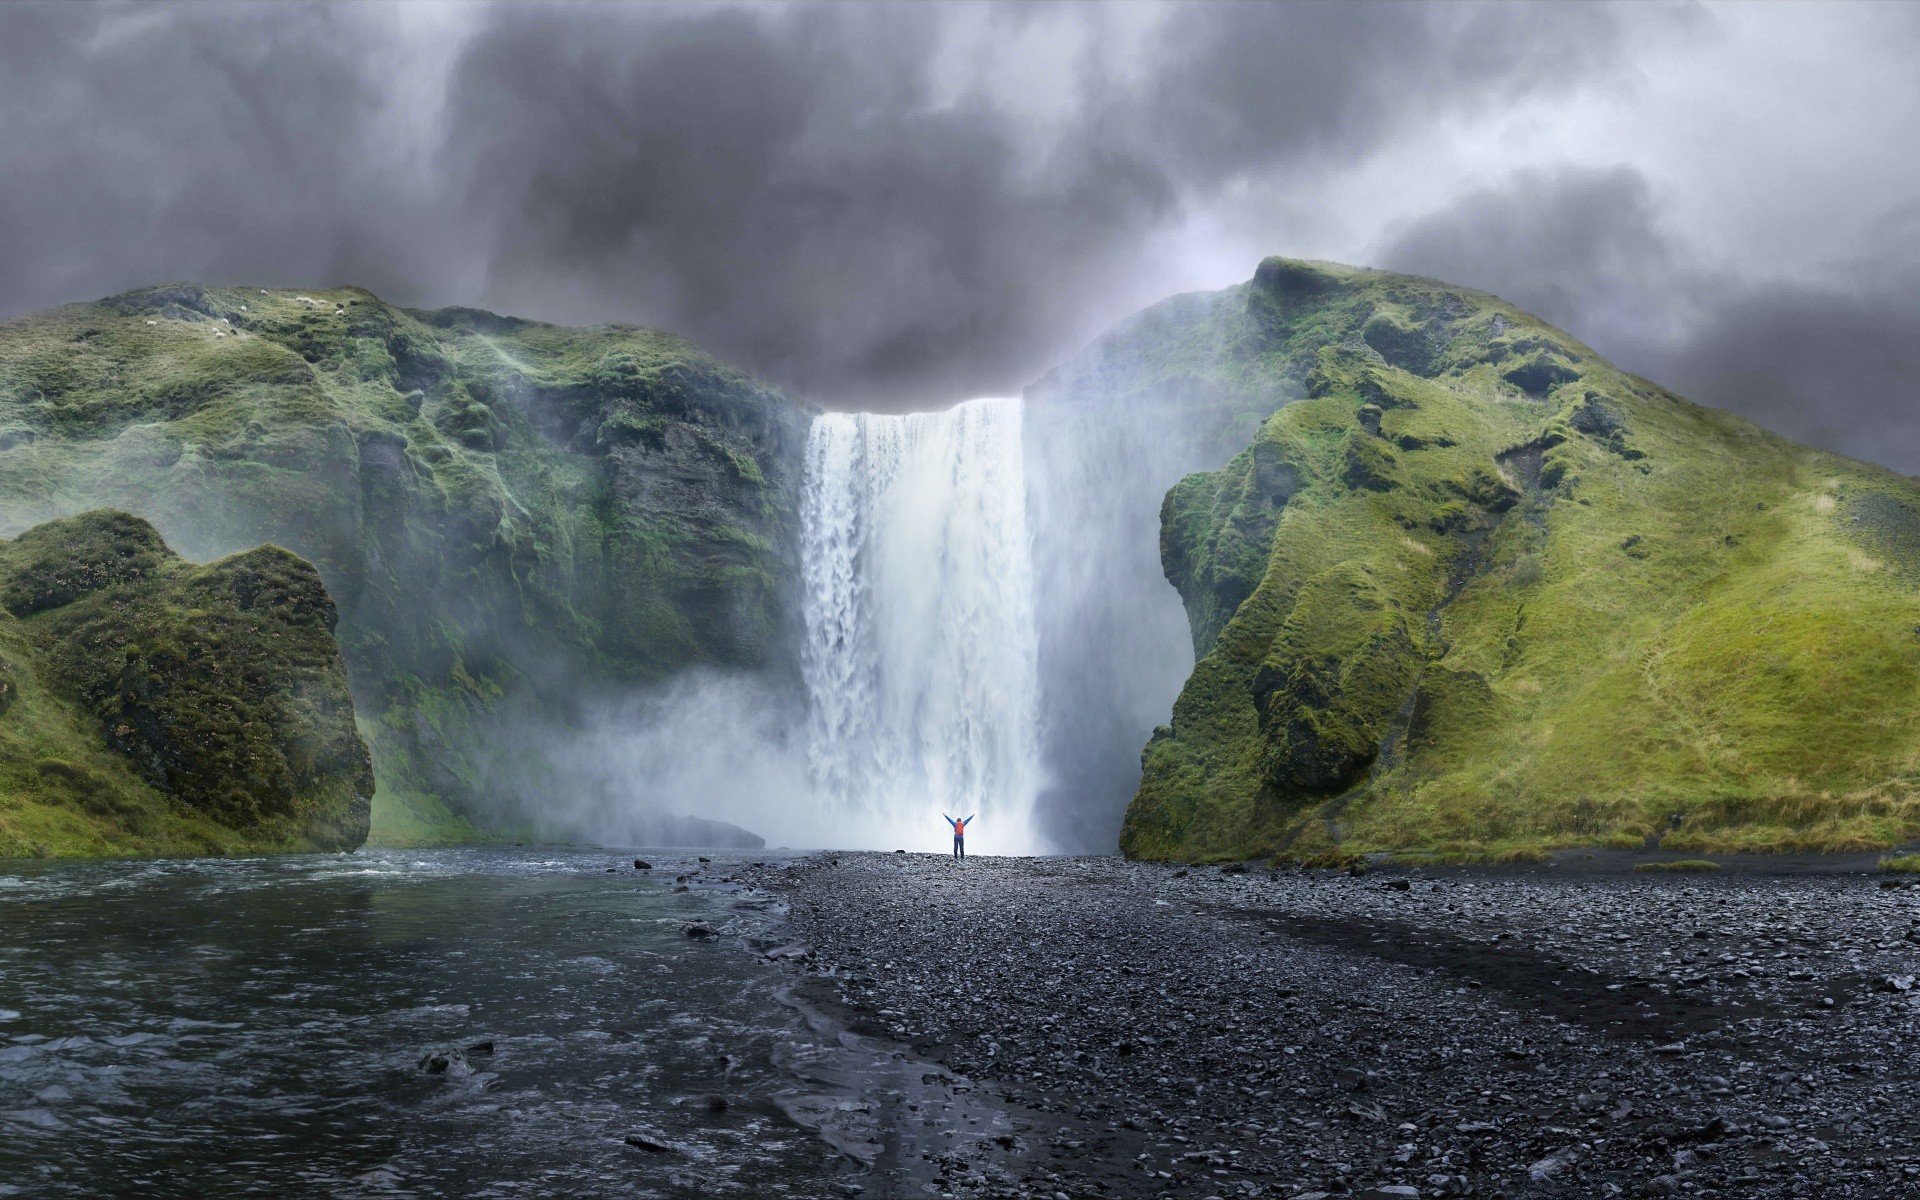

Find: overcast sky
2;1;1917;470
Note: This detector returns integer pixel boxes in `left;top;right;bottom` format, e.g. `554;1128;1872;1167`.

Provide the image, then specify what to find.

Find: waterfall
799;398;1046;854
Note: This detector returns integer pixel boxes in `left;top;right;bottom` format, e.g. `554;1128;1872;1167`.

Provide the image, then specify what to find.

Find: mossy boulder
0;510;372;855
1121;258;1920;862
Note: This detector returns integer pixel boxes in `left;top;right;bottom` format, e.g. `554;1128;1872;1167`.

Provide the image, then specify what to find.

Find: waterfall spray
799;398;1047;854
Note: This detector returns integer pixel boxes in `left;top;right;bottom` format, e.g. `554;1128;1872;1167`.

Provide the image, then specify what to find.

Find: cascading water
799;398;1047;854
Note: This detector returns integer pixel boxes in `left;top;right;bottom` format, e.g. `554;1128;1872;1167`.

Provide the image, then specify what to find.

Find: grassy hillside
0;510;371;857
0;283;809;844
1123;258;1920;862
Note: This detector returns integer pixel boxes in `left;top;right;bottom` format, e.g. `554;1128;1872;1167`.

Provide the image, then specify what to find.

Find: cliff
0;284;809;842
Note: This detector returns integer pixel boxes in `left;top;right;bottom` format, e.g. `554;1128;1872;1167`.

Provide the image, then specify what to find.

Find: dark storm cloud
1378;166;1689;353
1660;278;1920;477
1379;166;1920;476
0;0;1633;407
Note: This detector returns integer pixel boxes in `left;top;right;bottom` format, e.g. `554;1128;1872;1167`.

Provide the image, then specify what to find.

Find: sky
2;1;1917;471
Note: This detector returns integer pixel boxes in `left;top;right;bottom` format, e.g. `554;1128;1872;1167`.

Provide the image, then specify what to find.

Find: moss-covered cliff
1124;259;1920;862
0;285;809;843
0;510;371;856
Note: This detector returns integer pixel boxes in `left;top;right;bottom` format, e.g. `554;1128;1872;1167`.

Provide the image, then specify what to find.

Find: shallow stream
0;847;989;1198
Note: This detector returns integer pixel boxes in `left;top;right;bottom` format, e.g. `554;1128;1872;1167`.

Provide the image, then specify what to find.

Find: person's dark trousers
953;836;964;860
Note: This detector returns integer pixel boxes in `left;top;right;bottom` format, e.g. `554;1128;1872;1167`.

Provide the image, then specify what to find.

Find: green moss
1122;258;1920;863
1881;854;1920;873
0;510;370;856
1634;859;1722;873
0;284;810;846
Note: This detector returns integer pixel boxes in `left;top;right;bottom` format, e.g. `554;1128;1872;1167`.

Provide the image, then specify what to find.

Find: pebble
737;853;1920;1197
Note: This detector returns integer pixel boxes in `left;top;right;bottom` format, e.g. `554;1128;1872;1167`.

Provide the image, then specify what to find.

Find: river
0;847;1002;1198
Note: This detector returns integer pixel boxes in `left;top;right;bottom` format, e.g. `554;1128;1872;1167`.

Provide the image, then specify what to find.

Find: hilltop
1118;258;1920;862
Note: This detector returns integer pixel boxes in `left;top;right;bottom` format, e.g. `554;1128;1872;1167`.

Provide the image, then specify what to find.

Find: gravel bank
734;853;1920;1199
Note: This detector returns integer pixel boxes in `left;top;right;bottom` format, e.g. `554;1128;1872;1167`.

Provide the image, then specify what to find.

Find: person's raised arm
964;814;975;825
944;814;956;829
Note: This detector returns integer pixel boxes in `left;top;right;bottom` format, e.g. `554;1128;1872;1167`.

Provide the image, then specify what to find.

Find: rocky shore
735;853;1920;1199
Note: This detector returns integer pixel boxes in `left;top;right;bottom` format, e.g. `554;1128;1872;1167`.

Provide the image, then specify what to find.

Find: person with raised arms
944;813;974;860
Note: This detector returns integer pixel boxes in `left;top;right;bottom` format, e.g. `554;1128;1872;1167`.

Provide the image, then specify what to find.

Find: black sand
737;853;1920;1199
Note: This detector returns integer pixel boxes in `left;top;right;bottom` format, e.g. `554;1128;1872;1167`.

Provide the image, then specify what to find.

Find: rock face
1123;258;1920;862
0;285;810;841
0;510;372;855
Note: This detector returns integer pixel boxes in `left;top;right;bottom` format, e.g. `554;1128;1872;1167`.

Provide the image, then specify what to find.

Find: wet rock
683;921;720;940
623;1132;672;1153
634;859;652;870
465;1040;494;1055
418;1047;469;1076
1528;1146;1577;1181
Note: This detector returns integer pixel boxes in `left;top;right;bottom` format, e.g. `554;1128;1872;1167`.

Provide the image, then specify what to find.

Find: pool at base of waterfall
0;847;984;1198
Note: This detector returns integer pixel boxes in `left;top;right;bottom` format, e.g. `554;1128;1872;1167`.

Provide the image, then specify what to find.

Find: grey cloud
0;1;1646;408
1127;2;1629;179
1377;165;1697;360
1660;280;1920;477
1378;165;1920;476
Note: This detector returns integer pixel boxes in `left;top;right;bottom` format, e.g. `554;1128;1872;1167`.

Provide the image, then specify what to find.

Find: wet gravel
736;853;1920;1198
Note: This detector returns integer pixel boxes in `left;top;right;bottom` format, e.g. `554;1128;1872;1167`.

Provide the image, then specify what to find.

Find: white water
799;398;1047;854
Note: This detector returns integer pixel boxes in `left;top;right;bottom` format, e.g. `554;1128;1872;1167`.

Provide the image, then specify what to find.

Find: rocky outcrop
0;510;371;855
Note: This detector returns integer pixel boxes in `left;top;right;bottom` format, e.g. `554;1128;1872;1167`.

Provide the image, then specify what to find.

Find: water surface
0;847;897;1198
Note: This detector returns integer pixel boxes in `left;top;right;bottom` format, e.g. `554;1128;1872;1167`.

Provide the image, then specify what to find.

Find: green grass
1634;859;1723;873
1122;258;1920;862
0;282;808;846
0;510;370;857
1880;854;1920;873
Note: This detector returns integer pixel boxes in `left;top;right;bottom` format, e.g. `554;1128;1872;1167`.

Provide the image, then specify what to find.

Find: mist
507;670;813;850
